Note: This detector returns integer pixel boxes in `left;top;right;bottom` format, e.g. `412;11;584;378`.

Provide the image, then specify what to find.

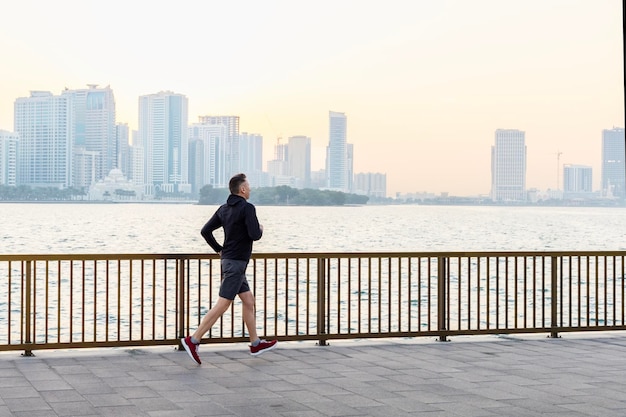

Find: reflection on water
2;203;626;254
2;203;625;344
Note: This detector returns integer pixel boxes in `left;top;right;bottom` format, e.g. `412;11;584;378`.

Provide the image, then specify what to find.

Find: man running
181;173;277;364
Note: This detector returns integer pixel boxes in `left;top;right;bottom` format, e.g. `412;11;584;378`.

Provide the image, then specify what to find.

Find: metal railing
1;251;625;355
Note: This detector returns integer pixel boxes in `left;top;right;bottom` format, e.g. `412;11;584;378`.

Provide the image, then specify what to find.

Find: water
2;203;626;254
2;203;625;344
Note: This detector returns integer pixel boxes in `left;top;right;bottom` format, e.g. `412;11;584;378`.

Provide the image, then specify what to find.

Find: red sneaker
250;339;278;356
181;336;201;364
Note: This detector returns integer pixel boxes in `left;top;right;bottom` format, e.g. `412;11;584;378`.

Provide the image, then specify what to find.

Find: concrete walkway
1;333;625;416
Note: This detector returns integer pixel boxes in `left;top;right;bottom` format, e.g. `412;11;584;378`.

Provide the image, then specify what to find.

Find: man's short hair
229;173;247;195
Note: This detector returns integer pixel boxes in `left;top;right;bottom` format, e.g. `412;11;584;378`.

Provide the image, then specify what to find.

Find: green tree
198;185;229;205
275;185;299;204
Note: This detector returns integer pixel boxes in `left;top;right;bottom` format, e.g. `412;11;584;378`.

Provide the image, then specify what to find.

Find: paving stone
29;378;73;391
49;400;99;416
0;377;30;388
0;335;625;417
40;389;85;403
129;397;181;412
11;411;58;417
3;396;51;412
0;385;40;399
94;405;149;416
84;392;133;407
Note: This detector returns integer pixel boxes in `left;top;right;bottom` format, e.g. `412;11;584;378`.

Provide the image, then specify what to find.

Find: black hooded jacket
200;194;263;261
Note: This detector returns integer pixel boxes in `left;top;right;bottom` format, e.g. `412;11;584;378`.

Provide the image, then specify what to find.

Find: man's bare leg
239;290;258;342
239;290;277;355
191;296;232;342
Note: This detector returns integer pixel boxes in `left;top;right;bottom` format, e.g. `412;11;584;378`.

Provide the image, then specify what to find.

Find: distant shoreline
0;200;196;205
1;200;624;208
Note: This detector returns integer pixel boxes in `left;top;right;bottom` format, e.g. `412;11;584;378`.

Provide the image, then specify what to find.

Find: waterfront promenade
1;333;625;417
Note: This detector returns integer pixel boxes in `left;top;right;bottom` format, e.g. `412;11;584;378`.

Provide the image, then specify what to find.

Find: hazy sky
1;0;623;196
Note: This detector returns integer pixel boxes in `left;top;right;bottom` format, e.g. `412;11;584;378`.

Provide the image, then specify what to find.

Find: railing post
317;257;327;346
177;258;186;350
23;260;34;356
550;256;559;338
437;256;448;342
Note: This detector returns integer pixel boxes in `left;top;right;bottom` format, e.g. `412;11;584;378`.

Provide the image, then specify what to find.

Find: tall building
130;130;144;187
0;130;19;186
239;132;263;187
197;116;240;178
491;129;527;202
354;172;387;198
326;111;348;191
267;138;288;175
267;138;289;184
116;123;131;180
347;143;354;193
62;85;116;184
188;122;228;193
601;127;625;198
14;91;73;188
72;148;99;190
138;91;189;195
287;135;311;188
188;139;203;195
563;164;592;196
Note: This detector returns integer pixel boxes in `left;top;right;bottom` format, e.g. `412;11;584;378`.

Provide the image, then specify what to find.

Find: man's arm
245;204;263;241
200;213;223;253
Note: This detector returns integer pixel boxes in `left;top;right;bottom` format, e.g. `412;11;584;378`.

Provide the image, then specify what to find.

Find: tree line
198;185;369;206
1;184;370;205
0;185;86;201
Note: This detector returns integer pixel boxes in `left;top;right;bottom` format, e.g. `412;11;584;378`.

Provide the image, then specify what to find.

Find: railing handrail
3;249;626;261
2;251;625;354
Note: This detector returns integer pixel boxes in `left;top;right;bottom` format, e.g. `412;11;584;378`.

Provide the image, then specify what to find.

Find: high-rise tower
62;85;116;184
0;130;19;186
326;111;348;191
197;116;240;178
288;135;311;188
188;122;228;193
563;164;592;195
138;91;189;195
491;129;527;202
116;123;131;180
239;132;263;187
14;91;73;188
601;127;625;198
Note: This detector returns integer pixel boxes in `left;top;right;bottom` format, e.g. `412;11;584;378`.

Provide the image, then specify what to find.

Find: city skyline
0;0;624;196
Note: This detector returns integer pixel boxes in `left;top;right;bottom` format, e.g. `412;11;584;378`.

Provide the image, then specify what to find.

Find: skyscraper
197;115;240;178
0;130;19;186
239;132;263;187
188;122;228;193
138;91;189;195
14;91;72;188
563;164;592;195
72;148;99;190
347;143;354;193
327;111;348;191
62;85;116;184
601;127;625;198
491;129;527;202
130;130;144;188
267;138;289;184
287;135;311;188
116;123;131;180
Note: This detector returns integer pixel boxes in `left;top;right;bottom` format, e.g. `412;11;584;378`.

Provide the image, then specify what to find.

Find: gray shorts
219;259;251;300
